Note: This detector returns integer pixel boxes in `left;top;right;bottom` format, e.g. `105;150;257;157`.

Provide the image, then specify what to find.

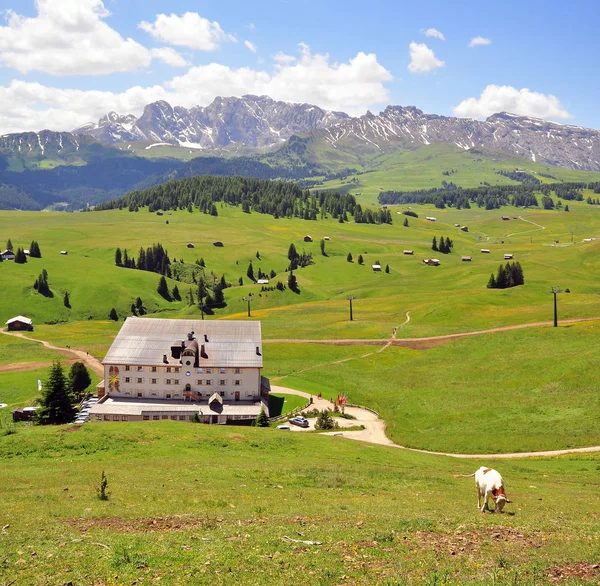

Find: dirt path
273;386;600;460
505;216;546;238
0;330;104;377
0;360;78;373
265;316;600;349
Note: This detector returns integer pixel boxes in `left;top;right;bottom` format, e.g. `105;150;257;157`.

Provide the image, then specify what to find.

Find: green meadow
0;423;598;585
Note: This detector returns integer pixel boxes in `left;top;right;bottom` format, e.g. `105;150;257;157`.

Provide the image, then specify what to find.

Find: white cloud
469;36;491;48
139;12;236;51
453;85;572;120
0;45;393;133
244;40;257;53
150;47;190;68
423;28;445;41
408;42;444;73
0;0;187;75
273;51;296;64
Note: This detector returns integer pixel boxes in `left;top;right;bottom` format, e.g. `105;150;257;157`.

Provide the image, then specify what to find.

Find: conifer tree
69;362;91;402
287;271;299;293
109;308;119;321
14;248;27;264
63;291;71;308
157;275;171;300
403;218;409;227
358;255;364;265
247;261;255;282
172;285;181;301
347;252;353;262
6;238;13;251
432;237;438;252
385;264;390;273
36;362;75;425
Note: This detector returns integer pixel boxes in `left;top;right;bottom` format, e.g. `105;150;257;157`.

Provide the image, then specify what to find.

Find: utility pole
347;295;356;321
550;286;562;327
242;293;253;317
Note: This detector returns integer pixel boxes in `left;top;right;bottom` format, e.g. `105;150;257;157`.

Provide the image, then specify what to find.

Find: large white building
90;317;268;424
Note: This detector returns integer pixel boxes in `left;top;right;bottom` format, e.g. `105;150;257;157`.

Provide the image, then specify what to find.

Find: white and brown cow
455;466;512;513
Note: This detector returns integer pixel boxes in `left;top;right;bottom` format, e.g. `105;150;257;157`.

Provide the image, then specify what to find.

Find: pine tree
287;243;297;261
69;362;91;402
157;275;171;300
14;248;27;264
495;264;507;289
135;297;145;315
131;303;137;316
439;236;446;253
108;308;119;321
403;218;409;227
238;277;243;286
63;291;71;308
114;247;122;266
188;288;195;305
30;240;41;258
487;273;497;289
269;269;276;279
432;237;438;252
247;261;255;282
320;239;326;256
385;264;390;273
256;251;261;260
172;285;181;301
197;277;207;304
565;205;570;212
287;271;299;293
358;255;364;265
254;408;269;427
36;362;75;425
347;252;353;262
6;238;13;251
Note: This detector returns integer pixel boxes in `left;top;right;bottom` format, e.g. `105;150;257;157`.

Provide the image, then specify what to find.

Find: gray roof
5;315;32;325
103;317;263;368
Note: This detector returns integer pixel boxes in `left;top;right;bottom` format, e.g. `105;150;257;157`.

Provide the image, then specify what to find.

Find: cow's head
494;495;512;513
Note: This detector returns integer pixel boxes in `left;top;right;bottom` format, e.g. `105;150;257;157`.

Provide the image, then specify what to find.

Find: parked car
289;416;309;428
276;425;291;430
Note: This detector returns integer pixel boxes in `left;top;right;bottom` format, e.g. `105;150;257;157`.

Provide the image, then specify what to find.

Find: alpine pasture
1;195;600;585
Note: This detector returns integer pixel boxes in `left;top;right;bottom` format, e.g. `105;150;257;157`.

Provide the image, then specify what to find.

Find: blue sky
0;0;598;133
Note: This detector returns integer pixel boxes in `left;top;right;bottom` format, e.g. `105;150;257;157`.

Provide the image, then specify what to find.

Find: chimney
256;346;261;356
163;354;168;364
204;334;209;342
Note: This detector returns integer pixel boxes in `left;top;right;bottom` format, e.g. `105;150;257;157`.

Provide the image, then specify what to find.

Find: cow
455;467;512;513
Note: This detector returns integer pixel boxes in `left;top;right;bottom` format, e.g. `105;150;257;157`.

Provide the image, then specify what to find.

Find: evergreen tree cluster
14;247;27;263
36;362;75;425
33;268;52;297
286;243;313;271
115;243;171;277
29;240;42;258
95;175;391;226
487;261;525;289
586;197;600;205
431;236;454;254
379;180;591;210
496;170;541;184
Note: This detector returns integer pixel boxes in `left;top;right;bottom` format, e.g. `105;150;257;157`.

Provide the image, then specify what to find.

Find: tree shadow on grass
268;395;285;418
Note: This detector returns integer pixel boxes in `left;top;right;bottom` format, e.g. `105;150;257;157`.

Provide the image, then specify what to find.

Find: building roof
89;397;264;417
103;317;263;368
5;315;32;325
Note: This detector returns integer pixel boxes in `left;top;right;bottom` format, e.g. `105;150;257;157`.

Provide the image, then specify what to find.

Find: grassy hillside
0;422;598;585
316;144;600;204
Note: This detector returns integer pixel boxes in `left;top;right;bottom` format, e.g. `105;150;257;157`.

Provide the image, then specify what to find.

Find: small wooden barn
461;256;472;262
187;243;195;248
501;216;510;221
12;406;38;422
0;249;15;261
372;264;382;272
422;259;440;266
303;235;313;242
460;226;469;232
213;241;224;247
60;250;68;255
5;315;33;331
481;249;490;253
403;250;414;255
504;254;514;260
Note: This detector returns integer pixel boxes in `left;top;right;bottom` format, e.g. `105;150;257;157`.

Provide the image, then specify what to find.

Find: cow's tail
453;472;477;478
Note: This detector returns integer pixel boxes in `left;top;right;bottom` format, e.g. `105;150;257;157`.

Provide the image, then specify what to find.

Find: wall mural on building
109;366;120;393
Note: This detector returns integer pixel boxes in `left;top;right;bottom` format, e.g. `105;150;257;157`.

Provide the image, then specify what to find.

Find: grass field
0;423;599;585
316;144;600;204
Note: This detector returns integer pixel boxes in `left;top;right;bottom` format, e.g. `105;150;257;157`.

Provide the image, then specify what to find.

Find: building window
137;378;143;384
113;415;119;421
174;393;180;397
174;367;180;374
125;365;130;371
104;415;110;421
96;415;102;421
151;378;157;384
151;366;157;372
162;415;168;420
173;379;180;385
143;415;149;420
220;391;225;397
206;379;212;386
196;379;203;385
166;378;171;385
171;416;177;420
220;368;226;374
234;368;241;374
137;366;143;372
234;380;241;386
179;416;186;421
219;379;226;386
197;367;203;374
153;415;159;420
206;368;212;374
121;415;128;421
166;367;172;373
166;393;171;399
125;377;131;383
137;392;143;398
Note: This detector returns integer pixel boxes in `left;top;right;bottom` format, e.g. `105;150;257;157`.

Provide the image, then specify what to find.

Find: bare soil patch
58;425;82;433
65;515;223;533
406;527;545;556
546;562;600;584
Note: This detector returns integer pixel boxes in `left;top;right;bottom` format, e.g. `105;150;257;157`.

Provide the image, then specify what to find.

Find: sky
0;0;598;134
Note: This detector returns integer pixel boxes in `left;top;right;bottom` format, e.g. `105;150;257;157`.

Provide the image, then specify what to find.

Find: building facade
90;317;268;424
